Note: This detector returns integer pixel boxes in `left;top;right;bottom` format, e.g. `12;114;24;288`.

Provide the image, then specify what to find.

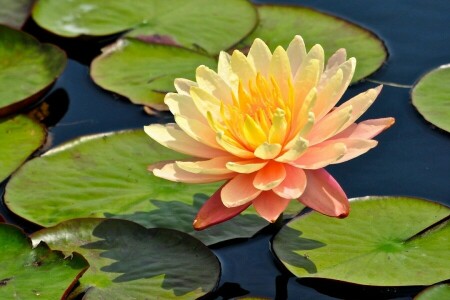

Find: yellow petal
268;108;287;145
276;135;309;163
176;156;235;175
291;143;347;169
270;46;292;98
218;51;239;94
190;86;222;120
216;131;254;159
293;59;320;108
243;114;267;149
231;50;256;90
152;162;233;183
175;114;221;149
286;35;307;76
226;159;268;173
164;93;205;123
196;65;232;104
254;142;282;159
144;123;227;159
312;68;344;119
247;38;272;77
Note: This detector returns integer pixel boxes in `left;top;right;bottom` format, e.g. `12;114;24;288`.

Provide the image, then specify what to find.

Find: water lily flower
144;35;394;230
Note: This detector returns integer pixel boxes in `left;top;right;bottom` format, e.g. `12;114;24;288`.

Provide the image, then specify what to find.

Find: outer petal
196;65;233;104
290;143;347;169
190;86;222;120
252;190;291;222
325;48;347;71
299;169;349;217
218;51;239;94
164;93;206;123
221;173;262;207
306;105;353;145
150;161;233;183
273;165;307;199
193;184;251;230
144;123;228;159
318;138;378;164
175;114;221;149
247;38;272;77
174;78;197;96
333;118;395;140
286;35;307;76
253;161;286;191
176;156;236;175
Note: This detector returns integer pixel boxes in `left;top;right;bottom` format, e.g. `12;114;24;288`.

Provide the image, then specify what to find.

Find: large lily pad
32;0;257;54
91;39;217;108
0;25;66;117
239;5;387;82
415;284;450;300
5;129;269;245
411;64;450;132
0;115;46;183
0;224;89;299
31;218;220;299
273;196;450;286
0;0;33;28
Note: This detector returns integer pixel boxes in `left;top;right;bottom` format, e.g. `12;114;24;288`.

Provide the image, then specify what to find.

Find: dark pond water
1;0;449;299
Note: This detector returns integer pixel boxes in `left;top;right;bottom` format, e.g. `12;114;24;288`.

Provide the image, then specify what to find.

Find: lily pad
0;115;46;183
273;196;450;286
0;224;89;299
31;218;220;299
239;5;387;82
0;25;66;117
91;39;216;108
0;0;33;28
415;284;450;300
32;0;257;54
411;64;450;132
5;129;269;245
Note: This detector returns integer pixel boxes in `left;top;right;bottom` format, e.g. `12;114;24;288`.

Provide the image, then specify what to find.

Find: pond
0;0;449;299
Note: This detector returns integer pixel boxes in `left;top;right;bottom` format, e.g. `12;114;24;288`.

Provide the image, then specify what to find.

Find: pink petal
306;105;352;145
252;190;291;222
221;173;262;207
150;161;233;183
320;138;378;164
273;165;307;199
194;184;251;230
176;156;236;175
333;118;395;140
253;161;286;191
299;169;349;217
290;143;347;169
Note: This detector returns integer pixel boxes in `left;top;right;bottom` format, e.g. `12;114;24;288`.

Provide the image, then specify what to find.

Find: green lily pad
5;129;269;245
0;0;33;28
0;25;66;117
31;218;220;299
411;64;450;132
273;196;450;286
32;0;257;54
239;5;387;82
91;39;217;108
0;224;89;299
415;284;450;300
0;115;46;183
